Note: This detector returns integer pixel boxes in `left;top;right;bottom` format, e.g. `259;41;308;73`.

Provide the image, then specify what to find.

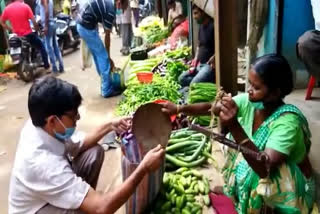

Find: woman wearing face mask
161;54;316;213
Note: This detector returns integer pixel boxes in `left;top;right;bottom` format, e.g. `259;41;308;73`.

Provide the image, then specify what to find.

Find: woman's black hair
28;76;83;127
252;54;294;98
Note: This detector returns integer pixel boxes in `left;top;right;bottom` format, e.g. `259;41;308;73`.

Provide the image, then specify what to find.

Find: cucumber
177;136;207;162
166;141;200;152
170;130;197;139
166;154;206;167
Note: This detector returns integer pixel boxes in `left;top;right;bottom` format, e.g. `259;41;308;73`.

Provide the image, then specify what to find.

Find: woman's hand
219;94;238;127
160;101;178;116
111;117;132;134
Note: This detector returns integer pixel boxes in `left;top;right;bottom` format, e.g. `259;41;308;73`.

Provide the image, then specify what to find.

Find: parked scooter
55;12;80;55
139;0;153;19
8;21;45;82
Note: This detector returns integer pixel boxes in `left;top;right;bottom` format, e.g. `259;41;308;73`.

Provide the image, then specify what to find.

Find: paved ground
0;33;127;213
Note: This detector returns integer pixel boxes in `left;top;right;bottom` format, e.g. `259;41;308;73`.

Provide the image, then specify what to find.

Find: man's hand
141;145;165;172
111;117;131;134
191;59;199;68
160;101;178;115
207;55;215;69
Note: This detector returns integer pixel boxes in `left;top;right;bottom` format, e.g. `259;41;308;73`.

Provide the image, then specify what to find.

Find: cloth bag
121;135;164;214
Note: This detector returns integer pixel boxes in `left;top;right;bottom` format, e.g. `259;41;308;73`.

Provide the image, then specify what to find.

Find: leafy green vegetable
145;27;169;44
116;74;181;116
166;60;189;82
165;47;192;60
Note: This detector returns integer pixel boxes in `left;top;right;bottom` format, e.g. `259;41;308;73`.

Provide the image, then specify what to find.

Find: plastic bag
0;55;4;73
3;54;13;71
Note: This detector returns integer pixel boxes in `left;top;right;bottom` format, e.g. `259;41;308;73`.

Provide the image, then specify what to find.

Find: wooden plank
214;0;238;95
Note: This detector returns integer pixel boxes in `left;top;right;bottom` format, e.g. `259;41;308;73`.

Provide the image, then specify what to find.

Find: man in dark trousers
0;0;50;69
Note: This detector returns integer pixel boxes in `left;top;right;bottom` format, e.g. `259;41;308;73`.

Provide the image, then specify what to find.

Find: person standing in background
115;0;122;36
0;0;50;70
40;0;65;74
130;0;139;27
77;0;121;97
120;0;132;55
77;0;92;70
167;0;182;23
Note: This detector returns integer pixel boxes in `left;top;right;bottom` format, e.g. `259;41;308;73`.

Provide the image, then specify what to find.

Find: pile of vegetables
166;60;189;82
139;16;164;32
116;74;181;116
138;16;169;44
165;46;192;60
188;83;217;104
165;129;215;169
126;58;162;85
150;168;211;214
188;83;218;127
145;27;169;44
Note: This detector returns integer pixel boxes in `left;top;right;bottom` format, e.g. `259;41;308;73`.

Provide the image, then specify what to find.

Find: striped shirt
77;0;115;30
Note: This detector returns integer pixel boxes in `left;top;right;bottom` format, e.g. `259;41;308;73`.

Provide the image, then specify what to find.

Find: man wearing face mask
178;5;215;87
8;76;165;214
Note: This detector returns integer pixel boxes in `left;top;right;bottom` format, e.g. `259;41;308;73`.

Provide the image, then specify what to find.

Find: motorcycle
139;0;153;19
55;12;80;55
8;22;45;82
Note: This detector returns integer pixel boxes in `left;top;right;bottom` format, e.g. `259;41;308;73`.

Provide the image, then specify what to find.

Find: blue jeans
77;24;113;97
178;64;215;87
25;33;49;68
44;21;64;72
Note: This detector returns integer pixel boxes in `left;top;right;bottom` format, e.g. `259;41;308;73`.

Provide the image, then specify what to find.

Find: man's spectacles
64;112;80;122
